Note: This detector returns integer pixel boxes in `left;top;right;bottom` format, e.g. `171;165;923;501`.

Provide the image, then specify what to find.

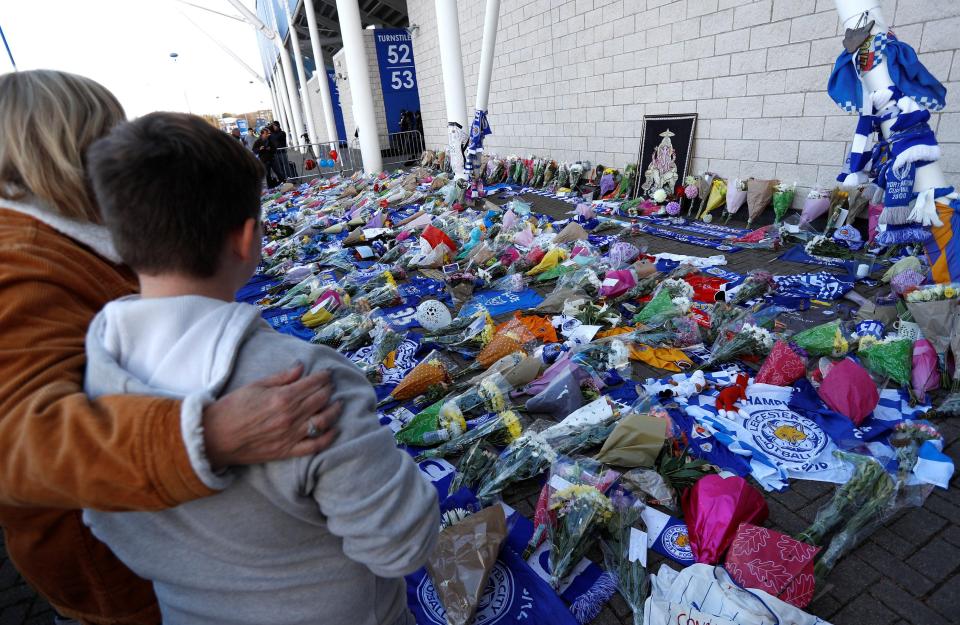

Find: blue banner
373;29;421;133
326;68;347;142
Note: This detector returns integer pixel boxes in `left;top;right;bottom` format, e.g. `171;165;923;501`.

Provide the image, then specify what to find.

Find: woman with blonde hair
0;69;342;624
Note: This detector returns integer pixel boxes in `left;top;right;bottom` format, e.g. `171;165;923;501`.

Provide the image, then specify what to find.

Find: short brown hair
0;70;125;223
87;112;264;277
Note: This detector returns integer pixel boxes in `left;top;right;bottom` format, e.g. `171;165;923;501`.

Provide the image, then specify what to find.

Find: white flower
652;189;668;203
672;296;692;313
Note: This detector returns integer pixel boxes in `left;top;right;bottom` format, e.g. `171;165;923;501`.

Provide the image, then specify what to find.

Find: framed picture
633;113;697;199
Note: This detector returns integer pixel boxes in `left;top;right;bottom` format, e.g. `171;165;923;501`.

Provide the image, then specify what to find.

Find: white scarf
0;196;122;264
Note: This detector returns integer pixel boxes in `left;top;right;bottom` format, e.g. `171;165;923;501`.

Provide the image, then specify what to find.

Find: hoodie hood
85;295;265;399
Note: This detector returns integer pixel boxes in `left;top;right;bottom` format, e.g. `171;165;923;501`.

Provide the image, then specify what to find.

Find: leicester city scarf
828;33;946;114
638;216;750;239
630;222;743;253
774;272;855;301
459;288;545;318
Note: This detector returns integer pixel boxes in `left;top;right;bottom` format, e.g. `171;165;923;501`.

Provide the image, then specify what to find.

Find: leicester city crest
744;409;828;466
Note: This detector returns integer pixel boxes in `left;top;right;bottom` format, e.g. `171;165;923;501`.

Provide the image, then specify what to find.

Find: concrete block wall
332;30;389;143
406;0;960;200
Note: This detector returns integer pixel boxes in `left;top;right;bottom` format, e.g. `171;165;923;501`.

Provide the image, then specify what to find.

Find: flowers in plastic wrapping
755;340;808;386
859;338;913;387
547;479;615;588
912;339;940;402
378;350;453;406
702;322;774;370
772;181;796;225
600;491;649;625
800;187;832;225
300;288;350;328
310;312;365;347
796;451;897;581
415;407;524;462
697;177;727;223
790;319;849;358
817;358;879;426
426;505;508;625
745;179;776;228
723;178;748;224
475;425;558;503
357;320;407;382
727;270;775;306
681;474;769;565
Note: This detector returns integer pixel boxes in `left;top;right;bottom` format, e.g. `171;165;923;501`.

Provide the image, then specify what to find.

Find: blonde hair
0;70;125;223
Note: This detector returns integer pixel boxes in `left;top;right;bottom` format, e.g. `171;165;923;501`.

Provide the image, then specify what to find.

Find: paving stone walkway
2;190;958;625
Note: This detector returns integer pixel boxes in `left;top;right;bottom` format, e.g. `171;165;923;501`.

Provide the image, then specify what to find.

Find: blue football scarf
398;276;449;303
630;222;743;253
777;244;883;276
378;303;427;330
774;272;855;301
262;306;315;341
637;216;751;239
459;288;545;318
464;110;491;179
236;276;281;304
828;33;946;114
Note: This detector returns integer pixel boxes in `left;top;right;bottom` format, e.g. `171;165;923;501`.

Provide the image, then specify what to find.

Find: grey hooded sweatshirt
82;295;438;625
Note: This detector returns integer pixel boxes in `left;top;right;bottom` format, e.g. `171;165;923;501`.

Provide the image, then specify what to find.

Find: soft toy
715;373;749;419
648;370;708;401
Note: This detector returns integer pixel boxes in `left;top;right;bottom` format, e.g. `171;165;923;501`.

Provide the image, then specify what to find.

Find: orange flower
389;360;451;402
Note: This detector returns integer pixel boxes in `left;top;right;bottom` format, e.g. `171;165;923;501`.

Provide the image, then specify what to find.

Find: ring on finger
306;420;321;439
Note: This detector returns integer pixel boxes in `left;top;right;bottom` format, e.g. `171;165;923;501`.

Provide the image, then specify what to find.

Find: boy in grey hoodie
82;112;438;625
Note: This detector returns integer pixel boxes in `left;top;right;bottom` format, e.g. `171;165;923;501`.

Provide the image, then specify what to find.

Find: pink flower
684;185;699;199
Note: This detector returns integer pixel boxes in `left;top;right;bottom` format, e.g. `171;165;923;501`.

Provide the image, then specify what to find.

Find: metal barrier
272;141;358;184
349;130;424;170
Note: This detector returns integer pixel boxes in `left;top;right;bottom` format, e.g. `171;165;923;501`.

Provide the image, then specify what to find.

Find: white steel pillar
278;41;306;144
434;0;468;179
474;0;500;112
335;0;383;172
304;0;340;145
283;0;319;145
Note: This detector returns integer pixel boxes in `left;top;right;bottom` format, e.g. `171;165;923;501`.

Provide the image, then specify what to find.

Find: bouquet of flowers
799;186;833;225
633;284;693;327
377;350;454;407
422;310;490;347
475;425;558;503
727;270;776;306
859;338;912;387
310;312;364;347
300;288;350;328
600;491;648;625
824;188;849;232
745;179;775;228
547;475;615;587
772;181;797;224
906;284;960;390
454;318;536;380
723;178;748;224
357;320;408;382
804;234;857;261
414;409;524;461
697;177;727;223
791;319;850;358
797;451;896;581
448;440;500;493
702;322;775;369
569;162;586;189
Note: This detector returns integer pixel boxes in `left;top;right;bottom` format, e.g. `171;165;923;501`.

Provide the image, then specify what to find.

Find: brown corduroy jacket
0;208;216;624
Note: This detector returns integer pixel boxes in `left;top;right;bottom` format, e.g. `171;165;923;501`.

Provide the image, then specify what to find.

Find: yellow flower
945;286;957;299
500;410;523;442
